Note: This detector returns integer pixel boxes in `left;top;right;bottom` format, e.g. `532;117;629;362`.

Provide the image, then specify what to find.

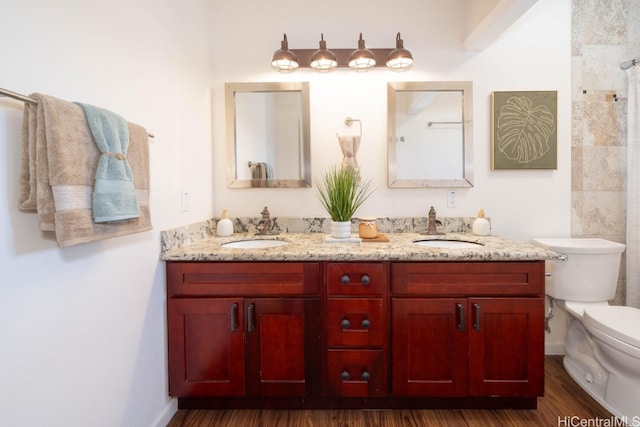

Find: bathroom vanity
162;232;554;409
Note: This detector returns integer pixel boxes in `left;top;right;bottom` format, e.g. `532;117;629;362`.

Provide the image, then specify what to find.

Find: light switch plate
447;191;458;208
181;189;191;212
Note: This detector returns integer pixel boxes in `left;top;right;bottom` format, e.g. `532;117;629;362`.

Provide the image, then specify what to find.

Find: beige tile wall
572;0;639;304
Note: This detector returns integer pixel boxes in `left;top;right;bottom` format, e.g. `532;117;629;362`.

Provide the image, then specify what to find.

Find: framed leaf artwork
490;91;557;170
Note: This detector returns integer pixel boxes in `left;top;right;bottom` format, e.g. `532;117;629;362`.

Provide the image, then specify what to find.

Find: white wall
0;0;571;425
0;0;213;426
210;0;571;242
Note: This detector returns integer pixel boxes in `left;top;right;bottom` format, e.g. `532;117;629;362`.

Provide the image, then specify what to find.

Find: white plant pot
330;220;352;239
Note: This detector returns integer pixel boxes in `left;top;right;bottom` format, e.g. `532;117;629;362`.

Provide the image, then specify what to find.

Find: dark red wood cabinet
391;297;544;398
390;262;545;399
166;259;545;408
391;297;469;397
166;262;320;398
168;297;245;396
325;262;387;397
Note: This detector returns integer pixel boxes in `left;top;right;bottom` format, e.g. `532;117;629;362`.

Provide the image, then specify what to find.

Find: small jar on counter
358;217;378;239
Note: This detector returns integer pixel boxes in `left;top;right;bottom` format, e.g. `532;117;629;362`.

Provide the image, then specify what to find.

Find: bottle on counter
216;209;234;237
472;209;491;236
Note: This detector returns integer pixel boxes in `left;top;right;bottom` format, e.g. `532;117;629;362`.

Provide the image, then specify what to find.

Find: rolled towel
75;102;140;222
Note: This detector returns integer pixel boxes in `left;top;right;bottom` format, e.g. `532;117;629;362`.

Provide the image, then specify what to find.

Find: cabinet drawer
327;349;385;397
327;298;384;347
327;263;385;295
391;261;544;296
167;262;319;296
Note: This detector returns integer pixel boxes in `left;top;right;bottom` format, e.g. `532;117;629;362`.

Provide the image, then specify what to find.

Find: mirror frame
387;81;474;188
225;82;311;188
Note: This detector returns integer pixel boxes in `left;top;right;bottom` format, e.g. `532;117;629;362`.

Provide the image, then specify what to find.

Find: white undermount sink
220;239;289;249
413;239;483;249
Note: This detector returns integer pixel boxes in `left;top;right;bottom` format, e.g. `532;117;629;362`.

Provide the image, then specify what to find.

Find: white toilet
533;238;640;421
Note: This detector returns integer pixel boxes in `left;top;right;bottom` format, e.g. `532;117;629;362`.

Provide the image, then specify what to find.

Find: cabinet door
168;298;245;397
392;298;468;396
245;298;320;397
468;297;544;397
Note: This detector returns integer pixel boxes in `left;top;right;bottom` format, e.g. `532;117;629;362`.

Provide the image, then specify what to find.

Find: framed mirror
225;82;311;188
387;81;473;188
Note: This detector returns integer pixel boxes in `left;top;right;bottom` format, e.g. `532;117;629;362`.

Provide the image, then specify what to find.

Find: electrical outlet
447;190;458;208
181;190;191;212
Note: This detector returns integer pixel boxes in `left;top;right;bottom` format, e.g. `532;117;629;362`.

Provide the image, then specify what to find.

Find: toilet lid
583;306;640;349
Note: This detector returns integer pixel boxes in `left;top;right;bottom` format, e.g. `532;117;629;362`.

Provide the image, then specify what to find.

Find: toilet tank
532;238;625;302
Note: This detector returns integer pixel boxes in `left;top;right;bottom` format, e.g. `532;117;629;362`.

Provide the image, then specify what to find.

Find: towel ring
337;117;362;137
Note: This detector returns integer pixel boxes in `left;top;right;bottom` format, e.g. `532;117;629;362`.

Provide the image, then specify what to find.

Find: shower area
571;0;640;306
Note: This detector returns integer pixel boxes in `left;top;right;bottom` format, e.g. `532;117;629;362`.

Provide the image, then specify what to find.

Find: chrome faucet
256;206;279;235
422;206;444;235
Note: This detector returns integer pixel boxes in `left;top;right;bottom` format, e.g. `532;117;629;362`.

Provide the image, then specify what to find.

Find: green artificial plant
314;166;374;222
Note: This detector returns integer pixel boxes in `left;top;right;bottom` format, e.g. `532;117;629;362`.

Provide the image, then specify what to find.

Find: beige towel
18;93;152;247
338;135;360;173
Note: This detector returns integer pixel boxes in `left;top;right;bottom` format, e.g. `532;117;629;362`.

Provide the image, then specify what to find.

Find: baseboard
152;399;178;427
178;396;538;410
545;343;565;355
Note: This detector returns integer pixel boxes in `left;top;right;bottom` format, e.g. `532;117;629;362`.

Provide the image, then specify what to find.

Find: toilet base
563;320;640;421
563;357;614;416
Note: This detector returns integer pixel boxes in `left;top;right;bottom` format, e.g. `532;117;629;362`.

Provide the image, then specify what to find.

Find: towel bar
0;86;155;139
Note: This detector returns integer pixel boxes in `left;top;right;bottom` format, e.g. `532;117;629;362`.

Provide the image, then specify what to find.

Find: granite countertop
160;232;558;262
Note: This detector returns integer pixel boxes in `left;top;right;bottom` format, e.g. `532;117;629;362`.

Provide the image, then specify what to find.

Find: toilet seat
564;301;608;318
583;306;640;352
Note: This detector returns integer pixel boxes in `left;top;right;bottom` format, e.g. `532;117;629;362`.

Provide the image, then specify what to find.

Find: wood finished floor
167;356;612;427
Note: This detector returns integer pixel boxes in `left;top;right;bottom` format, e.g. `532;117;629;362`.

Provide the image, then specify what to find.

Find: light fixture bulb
348;33;376;72
310;33;337;72
271;34;299;73
386;32;413;72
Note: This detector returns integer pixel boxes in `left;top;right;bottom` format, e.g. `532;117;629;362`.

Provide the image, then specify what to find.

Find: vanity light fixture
271;34;299;73
386;32;413;71
348;33;376;72
271;32;413;73
310;34;338;72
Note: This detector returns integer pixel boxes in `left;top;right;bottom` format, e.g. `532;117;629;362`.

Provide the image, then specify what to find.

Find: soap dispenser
216;209;234;237
472;209;490;236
